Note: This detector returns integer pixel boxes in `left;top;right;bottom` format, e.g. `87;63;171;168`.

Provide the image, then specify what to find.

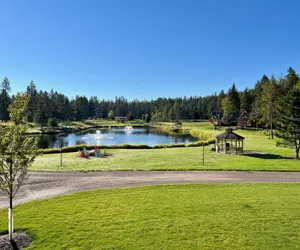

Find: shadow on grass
10;240;19;250
244;151;291;160
77;153;114;159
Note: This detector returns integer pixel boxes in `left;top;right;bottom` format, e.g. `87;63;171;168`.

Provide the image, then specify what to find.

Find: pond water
38;127;198;149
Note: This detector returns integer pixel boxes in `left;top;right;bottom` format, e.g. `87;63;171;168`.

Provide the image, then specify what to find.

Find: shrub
188;130;214;140
186;139;215;147
38;148;60;154
152;143;185;149
122;144;150;149
48;118;58;127
145;113;151;123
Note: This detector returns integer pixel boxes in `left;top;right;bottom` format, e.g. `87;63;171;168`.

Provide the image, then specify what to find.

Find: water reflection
38;128;198;149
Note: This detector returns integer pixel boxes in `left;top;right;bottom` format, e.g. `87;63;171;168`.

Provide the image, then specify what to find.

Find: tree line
0;67;298;124
0;66;299;157
0;67;297;124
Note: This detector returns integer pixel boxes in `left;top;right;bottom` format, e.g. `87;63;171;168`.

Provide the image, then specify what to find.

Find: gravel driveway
1;170;300;208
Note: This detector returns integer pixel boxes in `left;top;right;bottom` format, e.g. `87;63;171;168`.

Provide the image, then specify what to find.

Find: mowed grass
1;184;300;249
31;128;300;171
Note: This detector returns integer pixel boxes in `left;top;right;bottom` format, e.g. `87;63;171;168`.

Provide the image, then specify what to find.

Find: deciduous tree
0;94;39;240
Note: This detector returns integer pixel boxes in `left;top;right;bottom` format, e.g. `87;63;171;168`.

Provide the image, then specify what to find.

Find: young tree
108;110;115;120
0;94;39;240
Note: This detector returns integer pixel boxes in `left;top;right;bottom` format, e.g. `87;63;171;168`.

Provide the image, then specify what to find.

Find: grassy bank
152;122;214;140
32;123;299;171
22;119;148;134
31;146;299;172
1;184;300;249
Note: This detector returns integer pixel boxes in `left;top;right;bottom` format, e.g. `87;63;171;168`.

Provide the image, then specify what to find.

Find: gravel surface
0;232;31;250
1;170;300;208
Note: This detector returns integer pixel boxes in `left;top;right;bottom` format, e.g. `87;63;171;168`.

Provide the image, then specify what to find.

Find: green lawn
1;184;300;249
31;127;299;171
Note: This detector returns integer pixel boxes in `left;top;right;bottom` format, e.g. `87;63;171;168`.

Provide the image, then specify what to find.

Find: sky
0;0;300;100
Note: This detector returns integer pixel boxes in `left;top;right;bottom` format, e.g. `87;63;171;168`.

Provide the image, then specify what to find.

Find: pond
38;127;198;149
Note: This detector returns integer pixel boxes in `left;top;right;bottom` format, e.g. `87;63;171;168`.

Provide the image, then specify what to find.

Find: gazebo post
221;139;223;153
235;140;237;154
242;139;244;154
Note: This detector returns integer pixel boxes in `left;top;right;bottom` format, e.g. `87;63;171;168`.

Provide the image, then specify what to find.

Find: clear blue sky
0;0;299;100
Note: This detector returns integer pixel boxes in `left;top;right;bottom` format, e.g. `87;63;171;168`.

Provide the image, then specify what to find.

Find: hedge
38;139;216;154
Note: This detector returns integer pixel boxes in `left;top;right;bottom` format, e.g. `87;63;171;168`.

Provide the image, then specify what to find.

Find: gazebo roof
215;128;245;140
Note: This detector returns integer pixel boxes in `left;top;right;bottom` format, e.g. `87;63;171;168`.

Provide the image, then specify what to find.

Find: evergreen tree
145;113;151;123
277;80;300;159
26;81;38;122
87;97;96;118
126;112;134;121
217;90;226;112
250;75;270;127
227;83;240;117
0;77;11;121
261;76;279;139
240;88;254;113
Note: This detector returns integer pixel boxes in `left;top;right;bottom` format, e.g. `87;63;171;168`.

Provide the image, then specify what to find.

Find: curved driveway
1;170;300;208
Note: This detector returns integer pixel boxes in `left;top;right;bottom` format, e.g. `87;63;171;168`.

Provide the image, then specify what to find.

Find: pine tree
240;88;254;113
217;90;226;112
227;83;240;118
261;76;279;139
277;68;300;158
250;75;270;128
0;77;11;121
26;81;38;122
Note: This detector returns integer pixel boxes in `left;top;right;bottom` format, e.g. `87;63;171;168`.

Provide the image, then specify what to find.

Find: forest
0;67;299;131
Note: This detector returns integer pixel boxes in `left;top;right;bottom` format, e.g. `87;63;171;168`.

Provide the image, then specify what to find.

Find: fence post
202;144;204;166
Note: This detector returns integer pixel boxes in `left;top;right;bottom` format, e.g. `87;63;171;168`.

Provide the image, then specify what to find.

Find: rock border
0;232;32;250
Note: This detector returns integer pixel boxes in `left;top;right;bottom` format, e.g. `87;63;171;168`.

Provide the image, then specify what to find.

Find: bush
48;118;58;127
188;130;214;140
38;148;60;154
276;140;294;148
115;118;124;123
153;143;186;149
186;139;215;147
145;114;151;123
122;144;150;149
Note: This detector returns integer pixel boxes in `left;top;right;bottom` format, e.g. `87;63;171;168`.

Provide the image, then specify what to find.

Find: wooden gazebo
215;128;245;154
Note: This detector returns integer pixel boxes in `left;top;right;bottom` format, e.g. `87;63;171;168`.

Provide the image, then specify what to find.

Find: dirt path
1;170;300;208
